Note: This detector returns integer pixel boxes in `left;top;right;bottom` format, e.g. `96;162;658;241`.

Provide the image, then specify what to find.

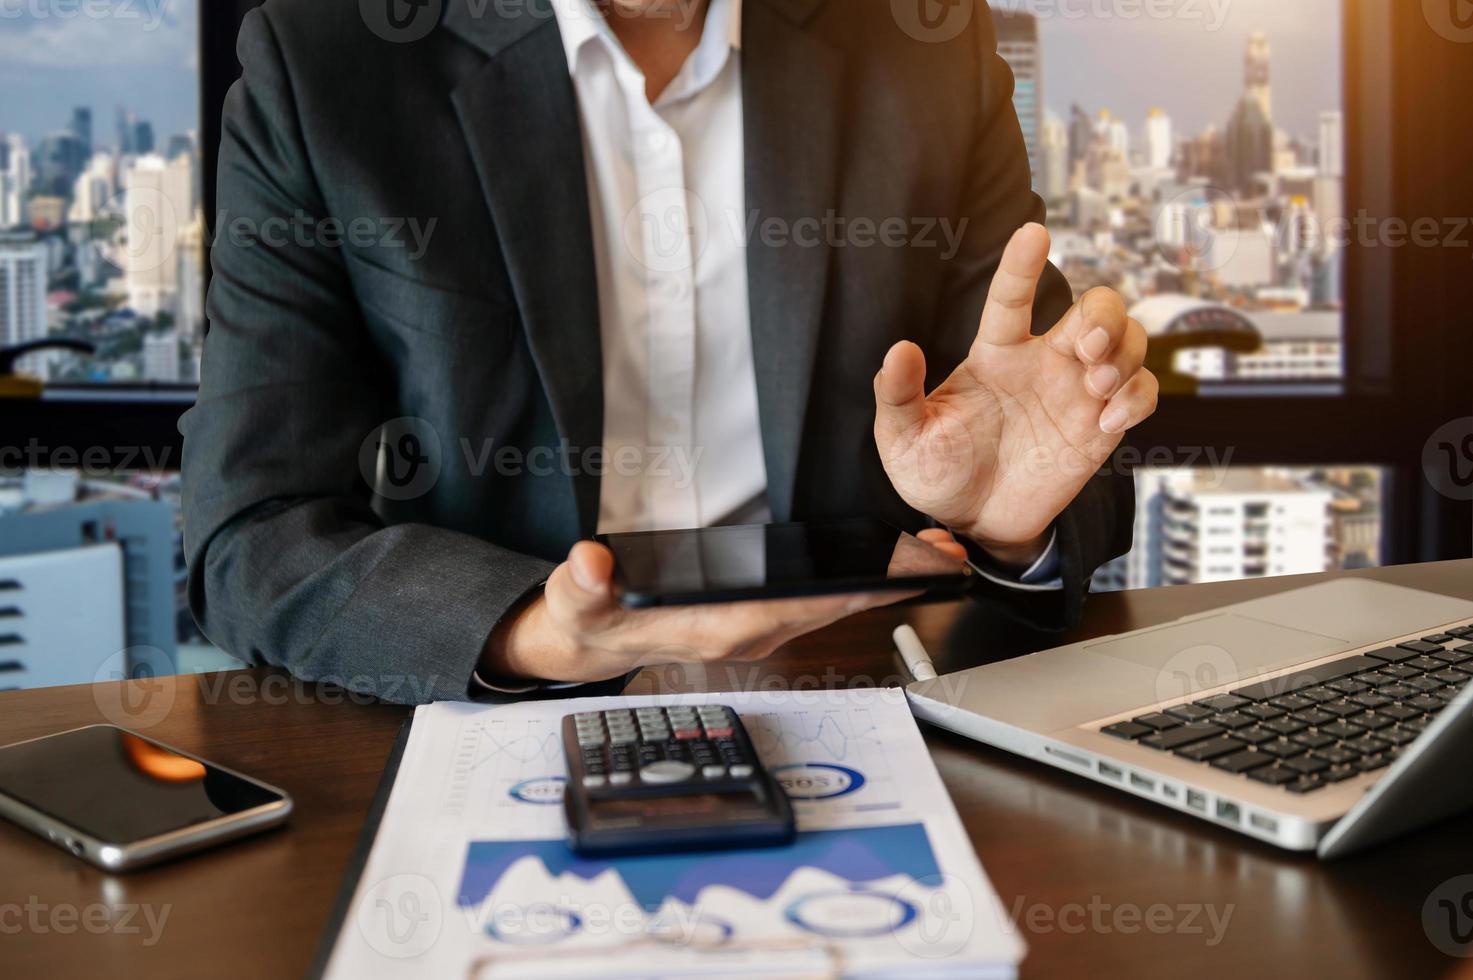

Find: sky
994;0;1342;142
0;0;199;147
0;0;1340;150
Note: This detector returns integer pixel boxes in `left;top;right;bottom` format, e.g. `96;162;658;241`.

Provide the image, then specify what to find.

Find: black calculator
561;705;795;856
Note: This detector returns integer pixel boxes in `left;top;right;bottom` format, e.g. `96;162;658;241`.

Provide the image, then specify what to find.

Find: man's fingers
1082;318;1147;400
1099;368;1160;435
874;340;930;449
974;222;1051;350
545;540;619;629
916;527;969;562
1045;286;1128;364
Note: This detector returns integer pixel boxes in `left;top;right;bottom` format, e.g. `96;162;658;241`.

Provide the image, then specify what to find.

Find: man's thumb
874;341;929;451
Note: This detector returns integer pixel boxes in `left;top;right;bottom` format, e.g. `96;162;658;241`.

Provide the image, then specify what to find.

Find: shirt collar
550;0;742;83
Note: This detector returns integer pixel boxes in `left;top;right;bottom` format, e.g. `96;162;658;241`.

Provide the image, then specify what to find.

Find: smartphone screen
0;726;284;845
597;518;971;606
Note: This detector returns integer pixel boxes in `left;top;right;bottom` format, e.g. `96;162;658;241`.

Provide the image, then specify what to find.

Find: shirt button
645;131;671;153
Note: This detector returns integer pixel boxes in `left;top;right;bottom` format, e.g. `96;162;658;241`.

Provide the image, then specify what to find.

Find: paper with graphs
320;688;1023;979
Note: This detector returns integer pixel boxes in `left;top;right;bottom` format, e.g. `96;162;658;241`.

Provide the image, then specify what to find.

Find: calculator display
588;789;770;823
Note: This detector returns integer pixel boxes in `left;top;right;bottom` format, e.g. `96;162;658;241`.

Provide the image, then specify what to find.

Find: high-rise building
1068;104;1094;171
132;120;156;157
992;9;1043;191
70;107;93;154
0;135;30;229
1039;112;1069;202
1318;110;1344;179
116;106;135;155
1179;126;1226;185
174;215;206;349
68;153;116;224
1145;109;1173;171
1097;110;1130;158
122;153;193;317
165;132;197;163
0;232;51;377
1245;31;1272;122
1225;96;1273;194
0;481;180;673
35;132;88;198
1224;33;1276;194
1100;470;1332;590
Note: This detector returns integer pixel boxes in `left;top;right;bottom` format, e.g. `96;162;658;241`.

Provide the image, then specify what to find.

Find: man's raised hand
874;222;1158;566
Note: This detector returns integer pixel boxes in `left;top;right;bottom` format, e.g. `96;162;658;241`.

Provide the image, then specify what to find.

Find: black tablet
596;518;972;608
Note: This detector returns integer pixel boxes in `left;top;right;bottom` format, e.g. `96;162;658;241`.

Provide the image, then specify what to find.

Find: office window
0;1;204;386
989;1;1411;588
993;0;1345;395
0;4;232;688
1094;466;1385;592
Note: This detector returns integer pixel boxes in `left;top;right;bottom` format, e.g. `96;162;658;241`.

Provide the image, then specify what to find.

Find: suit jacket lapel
445;0;605;535
742;0;842;521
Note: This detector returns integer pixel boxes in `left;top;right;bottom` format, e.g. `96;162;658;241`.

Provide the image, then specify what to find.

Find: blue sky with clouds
0;0;198;147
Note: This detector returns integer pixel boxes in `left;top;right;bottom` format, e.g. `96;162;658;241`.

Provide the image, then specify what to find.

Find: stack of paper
321;688;1024;979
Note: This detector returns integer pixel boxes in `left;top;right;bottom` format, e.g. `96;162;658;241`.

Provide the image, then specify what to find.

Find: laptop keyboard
1099;625;1473;795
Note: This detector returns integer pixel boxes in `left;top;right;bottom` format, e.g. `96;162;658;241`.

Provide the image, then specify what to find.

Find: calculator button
728;764;754;778
582;774;606;788
702;765;726;780
609;731;638;745
609;772;633;785
640;761;696;784
577;732;606;746
674;728;701;739
701;726;733;739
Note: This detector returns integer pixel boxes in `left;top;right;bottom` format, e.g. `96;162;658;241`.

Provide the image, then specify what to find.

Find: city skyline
992;0;1341;142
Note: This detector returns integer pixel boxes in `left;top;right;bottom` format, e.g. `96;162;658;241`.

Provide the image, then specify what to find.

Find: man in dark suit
180;0;1157;704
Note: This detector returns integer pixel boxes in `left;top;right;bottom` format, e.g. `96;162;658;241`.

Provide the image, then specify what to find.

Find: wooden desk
3;561;1471;979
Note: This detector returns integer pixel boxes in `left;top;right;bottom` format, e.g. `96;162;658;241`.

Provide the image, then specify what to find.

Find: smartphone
0;725;292;872
596;517;972;608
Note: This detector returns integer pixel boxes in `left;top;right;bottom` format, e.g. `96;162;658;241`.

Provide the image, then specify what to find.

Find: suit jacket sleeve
179;8;621;705
927;3;1135;628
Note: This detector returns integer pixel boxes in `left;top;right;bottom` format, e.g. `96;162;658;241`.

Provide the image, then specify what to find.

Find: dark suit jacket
179;0;1134;705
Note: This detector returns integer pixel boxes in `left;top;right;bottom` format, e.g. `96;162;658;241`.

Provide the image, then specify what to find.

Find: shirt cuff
964;527;1064;592
470;671;584;695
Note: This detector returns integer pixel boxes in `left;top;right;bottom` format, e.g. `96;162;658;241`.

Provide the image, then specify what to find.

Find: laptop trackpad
1084;614;1348;691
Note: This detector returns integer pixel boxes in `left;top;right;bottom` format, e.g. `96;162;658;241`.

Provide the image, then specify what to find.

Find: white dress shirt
553;0;768;535
474;0;1061;694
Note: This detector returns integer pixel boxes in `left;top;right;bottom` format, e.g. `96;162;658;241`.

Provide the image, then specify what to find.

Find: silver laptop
905;578;1473;857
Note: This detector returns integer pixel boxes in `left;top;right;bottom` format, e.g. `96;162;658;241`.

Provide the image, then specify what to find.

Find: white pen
893;624;939;682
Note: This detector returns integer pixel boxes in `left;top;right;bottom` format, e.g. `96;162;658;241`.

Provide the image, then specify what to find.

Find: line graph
442;717;568;827
747;708;883;762
467;725;561;769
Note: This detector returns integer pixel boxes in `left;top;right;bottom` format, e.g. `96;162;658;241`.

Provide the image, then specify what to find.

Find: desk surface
3;561;1472;980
